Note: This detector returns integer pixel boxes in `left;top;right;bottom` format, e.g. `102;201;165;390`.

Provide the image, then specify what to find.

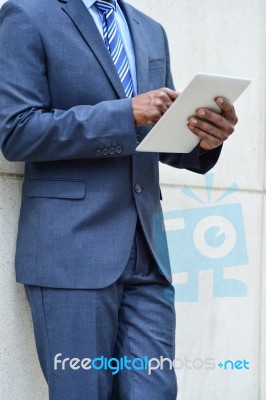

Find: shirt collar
83;0;97;9
83;0;118;9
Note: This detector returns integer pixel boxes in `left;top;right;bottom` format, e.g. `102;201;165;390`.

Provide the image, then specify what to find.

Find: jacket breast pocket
148;58;166;90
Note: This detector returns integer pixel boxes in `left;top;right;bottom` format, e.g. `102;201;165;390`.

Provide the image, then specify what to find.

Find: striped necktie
95;0;134;98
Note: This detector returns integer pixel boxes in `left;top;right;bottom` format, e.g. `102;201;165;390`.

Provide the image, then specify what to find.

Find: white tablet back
136;73;251;153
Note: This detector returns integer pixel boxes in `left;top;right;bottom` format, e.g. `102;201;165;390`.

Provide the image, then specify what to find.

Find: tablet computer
136;73;251;153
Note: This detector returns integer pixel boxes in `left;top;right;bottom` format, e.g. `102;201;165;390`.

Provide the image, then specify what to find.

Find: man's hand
132;88;179;126
187;97;238;150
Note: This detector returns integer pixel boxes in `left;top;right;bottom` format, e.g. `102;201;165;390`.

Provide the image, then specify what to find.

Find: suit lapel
119;1;149;95
61;0;149;97
61;0;126;98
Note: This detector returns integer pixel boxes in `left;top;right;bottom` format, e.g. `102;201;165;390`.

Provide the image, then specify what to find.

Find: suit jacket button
95;149;102;157
134;184;142;194
102;148;109;156
115;145;123;154
109;147;115;155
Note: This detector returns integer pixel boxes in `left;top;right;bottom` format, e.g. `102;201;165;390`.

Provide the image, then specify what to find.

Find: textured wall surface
0;0;265;399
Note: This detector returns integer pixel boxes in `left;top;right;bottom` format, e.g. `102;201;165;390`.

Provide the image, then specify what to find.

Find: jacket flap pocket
23;179;86;199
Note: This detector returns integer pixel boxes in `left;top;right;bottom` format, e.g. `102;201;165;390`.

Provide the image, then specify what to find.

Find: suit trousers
24;221;177;400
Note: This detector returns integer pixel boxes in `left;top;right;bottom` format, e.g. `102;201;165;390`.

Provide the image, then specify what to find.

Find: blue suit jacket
0;0;221;288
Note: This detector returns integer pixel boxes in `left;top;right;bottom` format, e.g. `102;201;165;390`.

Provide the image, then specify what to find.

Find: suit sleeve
0;2;137;162
158;25;222;174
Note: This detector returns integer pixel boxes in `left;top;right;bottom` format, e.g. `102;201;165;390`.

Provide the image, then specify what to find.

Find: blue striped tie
95;0;134;98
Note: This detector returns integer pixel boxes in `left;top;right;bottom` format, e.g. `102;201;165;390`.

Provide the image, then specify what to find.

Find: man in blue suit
0;0;238;398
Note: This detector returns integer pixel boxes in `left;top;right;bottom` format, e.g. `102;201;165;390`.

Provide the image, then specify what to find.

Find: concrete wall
0;0;265;399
